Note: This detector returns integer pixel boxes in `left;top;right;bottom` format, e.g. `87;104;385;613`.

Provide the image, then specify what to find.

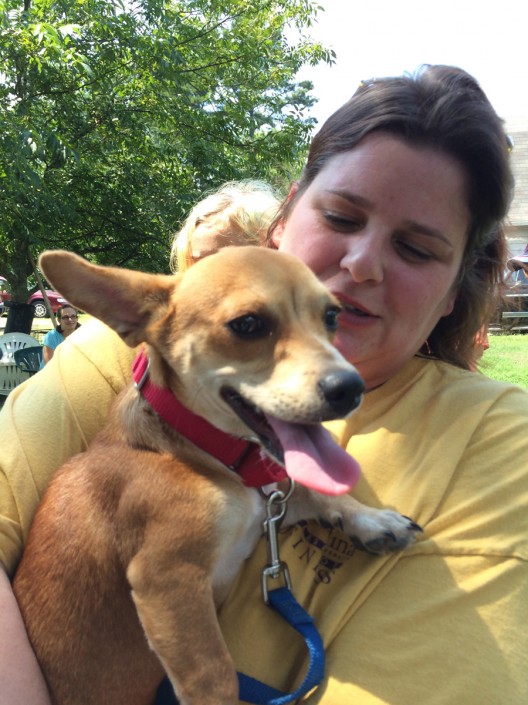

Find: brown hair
269;65;514;369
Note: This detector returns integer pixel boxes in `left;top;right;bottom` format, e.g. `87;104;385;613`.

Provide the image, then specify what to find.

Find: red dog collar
132;351;287;488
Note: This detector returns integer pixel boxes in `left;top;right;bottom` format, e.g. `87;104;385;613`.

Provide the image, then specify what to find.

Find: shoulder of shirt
54;317;137;392
384;356;526;406
425;357;528;410
326;356;527;444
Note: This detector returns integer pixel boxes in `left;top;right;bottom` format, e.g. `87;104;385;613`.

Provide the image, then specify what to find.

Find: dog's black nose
318;370;365;417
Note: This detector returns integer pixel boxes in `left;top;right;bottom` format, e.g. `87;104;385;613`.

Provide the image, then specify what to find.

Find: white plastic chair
0;363;30;396
0;332;40;362
0;333;39;396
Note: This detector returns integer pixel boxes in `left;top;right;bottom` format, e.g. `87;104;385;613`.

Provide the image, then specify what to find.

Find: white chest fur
211;488;267;606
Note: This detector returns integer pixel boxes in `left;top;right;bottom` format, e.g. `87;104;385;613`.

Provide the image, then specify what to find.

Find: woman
1;65;526;704
41;305;81;365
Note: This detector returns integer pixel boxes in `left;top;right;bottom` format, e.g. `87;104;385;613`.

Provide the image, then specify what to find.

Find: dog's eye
227;314;271;339
324;306;341;332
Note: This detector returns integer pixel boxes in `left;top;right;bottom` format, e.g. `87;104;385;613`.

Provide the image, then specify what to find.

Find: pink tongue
266;416;361;496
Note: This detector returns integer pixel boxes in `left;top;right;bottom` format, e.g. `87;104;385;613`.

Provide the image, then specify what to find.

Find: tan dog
14;247;420;705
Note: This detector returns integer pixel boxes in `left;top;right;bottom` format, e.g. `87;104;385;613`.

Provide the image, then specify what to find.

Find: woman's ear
441;294;456;318
270;221;283;249
271;181;299;249
287;181;299;202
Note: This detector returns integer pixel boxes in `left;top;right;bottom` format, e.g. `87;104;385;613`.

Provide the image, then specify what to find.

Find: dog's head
40;247;364;494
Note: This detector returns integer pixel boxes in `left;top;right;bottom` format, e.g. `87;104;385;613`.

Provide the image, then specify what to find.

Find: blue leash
237;586;325;704
237;485;325;704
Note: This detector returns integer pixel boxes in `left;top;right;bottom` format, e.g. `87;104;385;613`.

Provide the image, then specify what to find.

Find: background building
506;118;528;256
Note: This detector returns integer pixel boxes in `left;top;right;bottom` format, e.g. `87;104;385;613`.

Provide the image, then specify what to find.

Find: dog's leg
286;486;422;554
127;553;238;705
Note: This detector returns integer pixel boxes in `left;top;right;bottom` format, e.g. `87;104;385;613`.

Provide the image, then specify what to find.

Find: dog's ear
39;250;178;347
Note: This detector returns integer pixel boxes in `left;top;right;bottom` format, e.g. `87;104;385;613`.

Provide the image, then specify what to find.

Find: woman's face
273;132;470;390
59;307;78;333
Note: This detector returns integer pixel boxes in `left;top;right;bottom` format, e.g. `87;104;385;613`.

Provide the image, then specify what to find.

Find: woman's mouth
343;304;371;317
334;294;378;320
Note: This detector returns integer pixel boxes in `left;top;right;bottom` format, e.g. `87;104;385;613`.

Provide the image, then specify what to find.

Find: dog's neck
132;350;287;488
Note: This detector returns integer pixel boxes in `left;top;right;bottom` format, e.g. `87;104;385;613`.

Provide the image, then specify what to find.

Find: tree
0;0;333;301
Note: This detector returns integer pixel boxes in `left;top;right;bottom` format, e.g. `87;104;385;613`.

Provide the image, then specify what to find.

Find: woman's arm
42;345;54;365
0;564;51;705
0;321;135;702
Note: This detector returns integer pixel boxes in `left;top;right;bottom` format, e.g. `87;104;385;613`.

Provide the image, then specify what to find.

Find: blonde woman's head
170;180;280;273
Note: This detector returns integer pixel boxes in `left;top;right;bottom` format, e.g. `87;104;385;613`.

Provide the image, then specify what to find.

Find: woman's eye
324;306;341;332
396;241;434;262
227;314;271;339
323;212;362;232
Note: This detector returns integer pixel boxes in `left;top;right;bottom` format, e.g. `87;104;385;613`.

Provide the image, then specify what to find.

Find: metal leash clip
261;480;295;604
239;478;326;704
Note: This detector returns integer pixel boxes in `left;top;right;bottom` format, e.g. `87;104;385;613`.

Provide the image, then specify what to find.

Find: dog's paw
321;505;422;555
292;487;422;555
350;509;422;554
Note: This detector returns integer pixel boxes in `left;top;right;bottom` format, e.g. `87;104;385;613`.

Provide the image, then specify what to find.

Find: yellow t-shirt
1;318;527;704
220;357;528;704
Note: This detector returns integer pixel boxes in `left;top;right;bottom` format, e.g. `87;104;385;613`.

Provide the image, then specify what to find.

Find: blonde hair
170;180;280;273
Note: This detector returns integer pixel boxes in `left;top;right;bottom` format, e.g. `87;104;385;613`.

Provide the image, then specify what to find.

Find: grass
480;333;528;388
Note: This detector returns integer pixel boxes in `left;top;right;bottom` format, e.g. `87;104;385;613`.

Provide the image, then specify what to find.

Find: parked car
0;276;11;316
1;277;66;318
491;256;528;331
27;289;68;318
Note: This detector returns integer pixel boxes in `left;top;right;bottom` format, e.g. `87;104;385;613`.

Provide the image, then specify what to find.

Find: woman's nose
340;232;385;283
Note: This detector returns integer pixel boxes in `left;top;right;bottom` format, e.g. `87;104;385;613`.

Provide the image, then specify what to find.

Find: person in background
1;66;527;705
170;179;279;272
41;305;81;365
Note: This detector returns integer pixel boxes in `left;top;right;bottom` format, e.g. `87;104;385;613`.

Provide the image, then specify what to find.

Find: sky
297;0;528;129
